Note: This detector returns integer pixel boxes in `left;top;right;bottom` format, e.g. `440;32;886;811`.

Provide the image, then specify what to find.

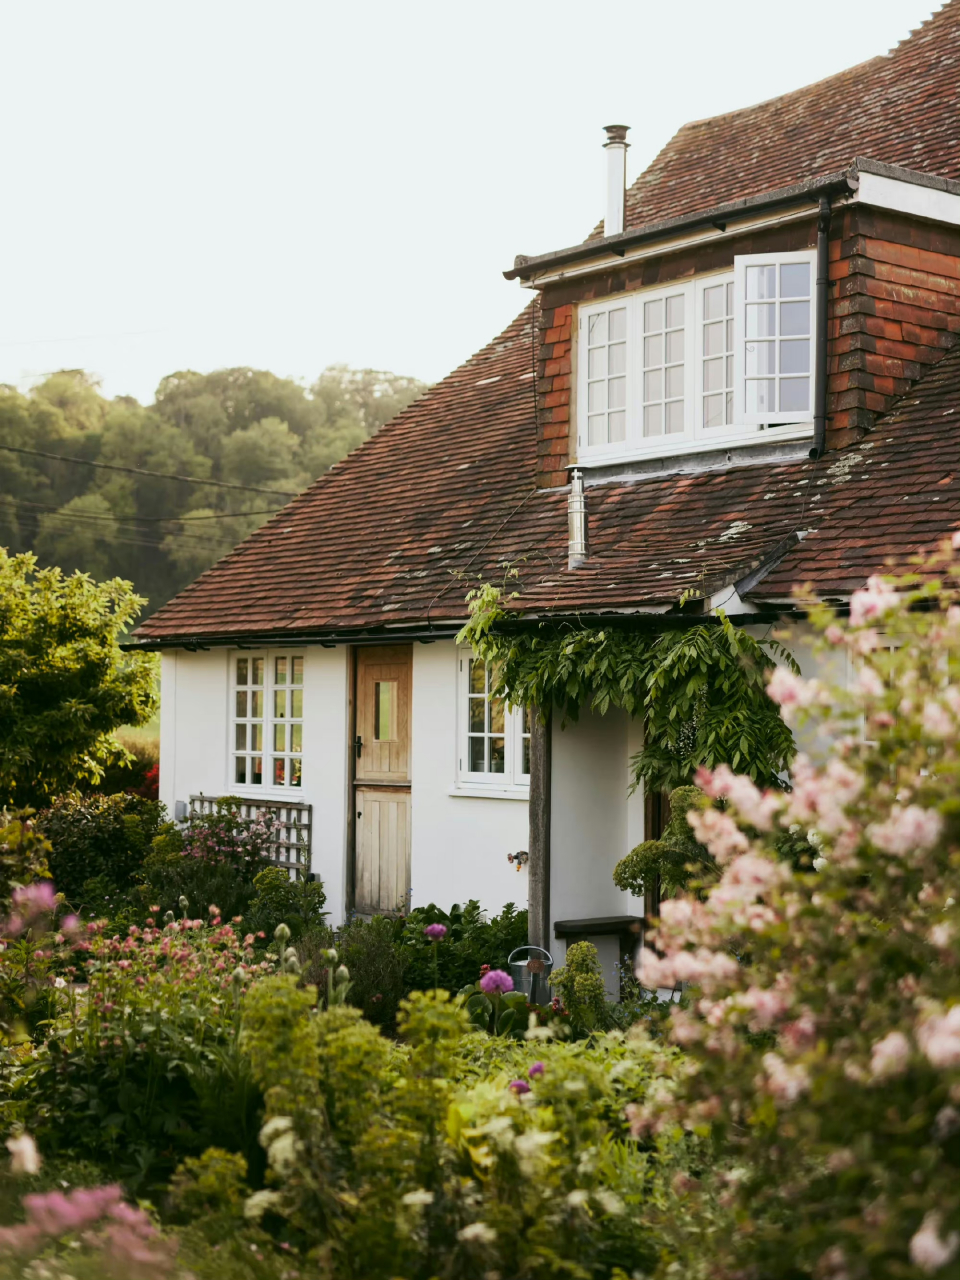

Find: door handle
355;735;363;759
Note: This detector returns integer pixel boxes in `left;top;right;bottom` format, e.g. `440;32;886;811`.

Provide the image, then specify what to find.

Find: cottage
132;4;960;990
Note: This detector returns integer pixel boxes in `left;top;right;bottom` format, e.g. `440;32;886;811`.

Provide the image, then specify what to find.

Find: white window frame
229;650;304;795
455;649;530;794
575;251;817;466
577;282;695;461
733;249;818;427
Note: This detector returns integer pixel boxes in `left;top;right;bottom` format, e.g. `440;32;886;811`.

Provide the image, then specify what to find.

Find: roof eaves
504;167;857;281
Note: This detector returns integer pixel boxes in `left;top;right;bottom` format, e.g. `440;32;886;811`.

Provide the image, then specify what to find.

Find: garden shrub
245;865;327;941
0;810;50;910
335;913;405;1028
550;940;609;1032
631;546;960;1279
613;784;714;898
4;911;277;1191
229;974;687;1279
137;798;281;922
93;733;160;800
399;899;528;994
38;791;162;905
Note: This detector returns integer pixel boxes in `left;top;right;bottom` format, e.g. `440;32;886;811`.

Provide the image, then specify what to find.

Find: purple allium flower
508;1079;530;1095
528;1061;545;1078
479;969;513;995
424;923;448;941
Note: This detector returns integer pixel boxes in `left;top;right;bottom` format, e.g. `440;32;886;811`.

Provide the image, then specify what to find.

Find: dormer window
576;248;816;463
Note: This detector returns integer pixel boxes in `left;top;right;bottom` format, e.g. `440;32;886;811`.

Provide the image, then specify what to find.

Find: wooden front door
354;646;412;915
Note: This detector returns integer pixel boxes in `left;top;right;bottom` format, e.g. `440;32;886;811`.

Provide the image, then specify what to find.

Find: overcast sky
0;0;942;404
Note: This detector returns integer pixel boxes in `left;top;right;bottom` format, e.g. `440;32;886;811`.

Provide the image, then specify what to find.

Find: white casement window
735;251;815;424
458;651;530;788
586;304;627;445
697;278;735;429
576;249;816;461
231;653;303;789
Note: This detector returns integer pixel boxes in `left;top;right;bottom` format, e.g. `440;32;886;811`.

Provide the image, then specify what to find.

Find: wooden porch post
527;705;552;951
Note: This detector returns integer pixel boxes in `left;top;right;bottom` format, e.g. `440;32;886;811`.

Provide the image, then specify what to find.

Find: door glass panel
290;758;302;787
290;690;303;717
251;691;262;718
274;724;285;752
490;739;506;773
236;658;248;685
235;757;247;784
374;681;397;741
235;724;247;750
273;758;285;786
275;657;287;685
274;690;286;718
469;737;486;772
251;724;263;751
252;757;263;785
236;691;247;717
252;658;264;685
290;724;302;752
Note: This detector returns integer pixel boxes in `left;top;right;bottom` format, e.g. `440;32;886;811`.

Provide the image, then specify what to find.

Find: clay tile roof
135;317;960;644
505;345;960;618
135;306;545;641
610;1;960;239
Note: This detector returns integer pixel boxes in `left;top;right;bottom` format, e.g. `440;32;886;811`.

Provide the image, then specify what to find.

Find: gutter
504;167;857;282
123;621;468;652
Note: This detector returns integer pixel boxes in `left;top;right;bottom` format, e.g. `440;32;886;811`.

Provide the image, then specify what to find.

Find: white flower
812;856;829;872
916;1005;960;1069
594;1189;625;1215
869;1030;910;1080
566;1189;590;1208
922;699;954;738
244;1189;284;1222
867;806;942;857
909;1212;959;1273
259;1115;293;1146
401;1189;434;1207
458;1221;497;1244
6;1132;41;1175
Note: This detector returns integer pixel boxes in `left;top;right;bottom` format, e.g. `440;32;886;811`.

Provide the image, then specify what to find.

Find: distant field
118;712;160;751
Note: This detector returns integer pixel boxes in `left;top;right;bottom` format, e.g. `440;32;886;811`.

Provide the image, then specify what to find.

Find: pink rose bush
635;541;960;1279
0;1182;176;1279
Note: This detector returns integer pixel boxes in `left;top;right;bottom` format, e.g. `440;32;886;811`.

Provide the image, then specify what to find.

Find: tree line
0;365;428;617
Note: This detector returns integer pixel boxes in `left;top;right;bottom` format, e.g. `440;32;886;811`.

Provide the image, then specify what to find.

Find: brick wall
828;207;960;449
531;206;960;485
535;302;573;488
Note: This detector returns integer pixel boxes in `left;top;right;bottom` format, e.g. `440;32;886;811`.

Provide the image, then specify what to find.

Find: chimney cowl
603;124;630;148
602;124;630;238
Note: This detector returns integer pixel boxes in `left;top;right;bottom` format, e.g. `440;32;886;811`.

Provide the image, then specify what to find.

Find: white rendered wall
411;641;529;917
549;707;645;990
158;646;351;926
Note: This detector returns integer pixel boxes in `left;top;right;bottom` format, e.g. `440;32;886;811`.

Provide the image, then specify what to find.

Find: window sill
216;786;309;804
449;784;530;801
574;421;813;470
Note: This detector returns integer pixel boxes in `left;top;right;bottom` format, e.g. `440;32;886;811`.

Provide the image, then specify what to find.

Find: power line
0;442;300;498
7;505;228;551
8;496;280;523
4;499;235;545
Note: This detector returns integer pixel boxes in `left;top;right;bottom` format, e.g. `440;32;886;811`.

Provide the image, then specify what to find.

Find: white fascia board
520;204;831;290
855;171;960;227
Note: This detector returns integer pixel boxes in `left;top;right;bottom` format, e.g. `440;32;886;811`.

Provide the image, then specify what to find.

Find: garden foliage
459;579;798;790
38;791;163;905
633;547;960;1278
0;548;158;806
